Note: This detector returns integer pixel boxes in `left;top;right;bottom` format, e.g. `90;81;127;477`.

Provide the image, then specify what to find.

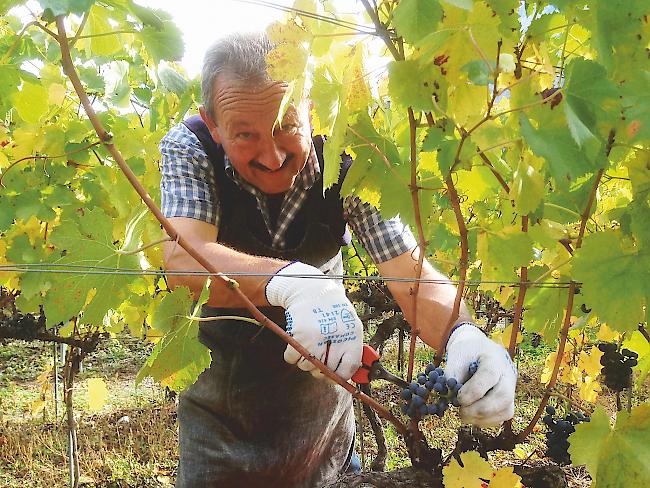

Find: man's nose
256;136;287;171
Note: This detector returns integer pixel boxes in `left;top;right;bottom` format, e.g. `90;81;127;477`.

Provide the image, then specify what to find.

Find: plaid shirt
160;123;417;263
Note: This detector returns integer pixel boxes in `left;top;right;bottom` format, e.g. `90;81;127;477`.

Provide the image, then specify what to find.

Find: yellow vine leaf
87;378;109;412
48;83;67;106
578;346;604;378
491;323;522;348
490;466;522;487
443;451;492;488
577;377;602;403
596;323;621;342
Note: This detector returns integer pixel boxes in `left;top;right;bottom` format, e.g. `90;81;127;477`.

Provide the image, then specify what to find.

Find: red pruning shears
352;345;409;389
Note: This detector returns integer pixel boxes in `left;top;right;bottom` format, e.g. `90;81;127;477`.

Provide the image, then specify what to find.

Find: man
159;32;517;488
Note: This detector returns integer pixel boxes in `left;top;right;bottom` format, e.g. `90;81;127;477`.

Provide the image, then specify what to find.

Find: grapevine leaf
103;61;131;108
83;5;122;57
477;227;533;284
569;405;650;487
442;0;474;10
43;208;140;326
388;60;434;111
572;231;648;332
157;63;188;96
13;81;49;124
522;285;566;341
519;114;595;186
392;0;443;45
119;207;148;254
620;72;650;143
136;284;212;392
563;59;619;144
588;0;648;71
310;65;343;136
509;159;544;215
0;0;22;15
623;331;650;388
37;0;94;16
490;466;522;488
442;451;492;488
86;377;108;411
128;3;165;30
139;19;184;63
461;59;495;86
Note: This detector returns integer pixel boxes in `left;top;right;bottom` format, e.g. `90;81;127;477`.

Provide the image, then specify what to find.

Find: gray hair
201;32;274;120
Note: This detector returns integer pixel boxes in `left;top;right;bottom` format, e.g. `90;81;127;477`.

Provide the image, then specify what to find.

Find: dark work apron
175;116;354;488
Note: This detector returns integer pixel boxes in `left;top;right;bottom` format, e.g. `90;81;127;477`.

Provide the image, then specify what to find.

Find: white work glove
444;323;517;427
266;262;363;380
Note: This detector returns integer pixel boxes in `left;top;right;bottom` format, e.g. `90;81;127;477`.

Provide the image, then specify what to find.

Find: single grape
428;370;438;382
425;363;435;373
419;404;428;416
409;382;419;393
451;397;460;407
417;386;429;398
546;405;556;415
433;382;445;393
412;395;425;407
427;403;439;415
438;398;449;411
417;375;427;385
400;403;409;415
401;389;412;401
446;378;457;389
434;367;444;376
424;380;434;390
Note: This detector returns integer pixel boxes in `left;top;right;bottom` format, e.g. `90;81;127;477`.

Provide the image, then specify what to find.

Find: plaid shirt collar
222;143;320;248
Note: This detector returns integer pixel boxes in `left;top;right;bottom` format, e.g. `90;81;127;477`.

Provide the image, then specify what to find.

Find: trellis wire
0;264;576;288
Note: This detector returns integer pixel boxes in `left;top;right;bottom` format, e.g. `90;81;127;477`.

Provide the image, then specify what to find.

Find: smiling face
200;73;312;195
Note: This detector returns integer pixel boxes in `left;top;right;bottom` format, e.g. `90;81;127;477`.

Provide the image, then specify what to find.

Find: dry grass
1;334;648;487
0;404;178;487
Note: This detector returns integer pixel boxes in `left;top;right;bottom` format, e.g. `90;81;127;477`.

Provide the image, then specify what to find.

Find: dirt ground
0;334;639;487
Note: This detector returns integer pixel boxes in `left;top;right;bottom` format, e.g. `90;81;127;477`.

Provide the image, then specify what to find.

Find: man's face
201;74;312;195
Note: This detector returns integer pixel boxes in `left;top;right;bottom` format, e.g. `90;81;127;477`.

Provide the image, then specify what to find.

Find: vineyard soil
2;334;642;488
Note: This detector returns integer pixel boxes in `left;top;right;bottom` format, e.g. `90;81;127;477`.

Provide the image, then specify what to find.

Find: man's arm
163;217;364;380
377;246;516;426
163;217;286;307
376;245;471;351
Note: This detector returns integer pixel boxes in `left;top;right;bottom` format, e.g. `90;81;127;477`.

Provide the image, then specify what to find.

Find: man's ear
199;106;222;144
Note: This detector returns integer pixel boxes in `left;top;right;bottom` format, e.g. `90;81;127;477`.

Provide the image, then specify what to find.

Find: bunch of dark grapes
543;405;590;465
598;342;638;391
400;361;478;418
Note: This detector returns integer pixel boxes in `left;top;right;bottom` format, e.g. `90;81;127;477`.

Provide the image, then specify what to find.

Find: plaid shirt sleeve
344;196;418;263
159;123;219;226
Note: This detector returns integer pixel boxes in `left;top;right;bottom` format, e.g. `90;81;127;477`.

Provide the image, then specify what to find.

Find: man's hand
266;262;363;380
444;323;517;427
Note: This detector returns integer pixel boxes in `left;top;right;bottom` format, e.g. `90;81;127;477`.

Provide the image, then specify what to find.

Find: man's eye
237;132;252;140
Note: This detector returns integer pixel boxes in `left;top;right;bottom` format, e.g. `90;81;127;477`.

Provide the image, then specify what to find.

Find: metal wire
0;263;577;288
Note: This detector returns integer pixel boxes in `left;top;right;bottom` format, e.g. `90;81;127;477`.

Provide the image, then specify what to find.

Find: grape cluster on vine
400;361;478;419
543;405;590;465
598;342;638;391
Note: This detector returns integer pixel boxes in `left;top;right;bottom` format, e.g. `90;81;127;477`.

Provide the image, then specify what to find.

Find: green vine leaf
569;405;650;487
136;283;212;392
37;0;94;16
572;231;649;332
392;0;443;45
